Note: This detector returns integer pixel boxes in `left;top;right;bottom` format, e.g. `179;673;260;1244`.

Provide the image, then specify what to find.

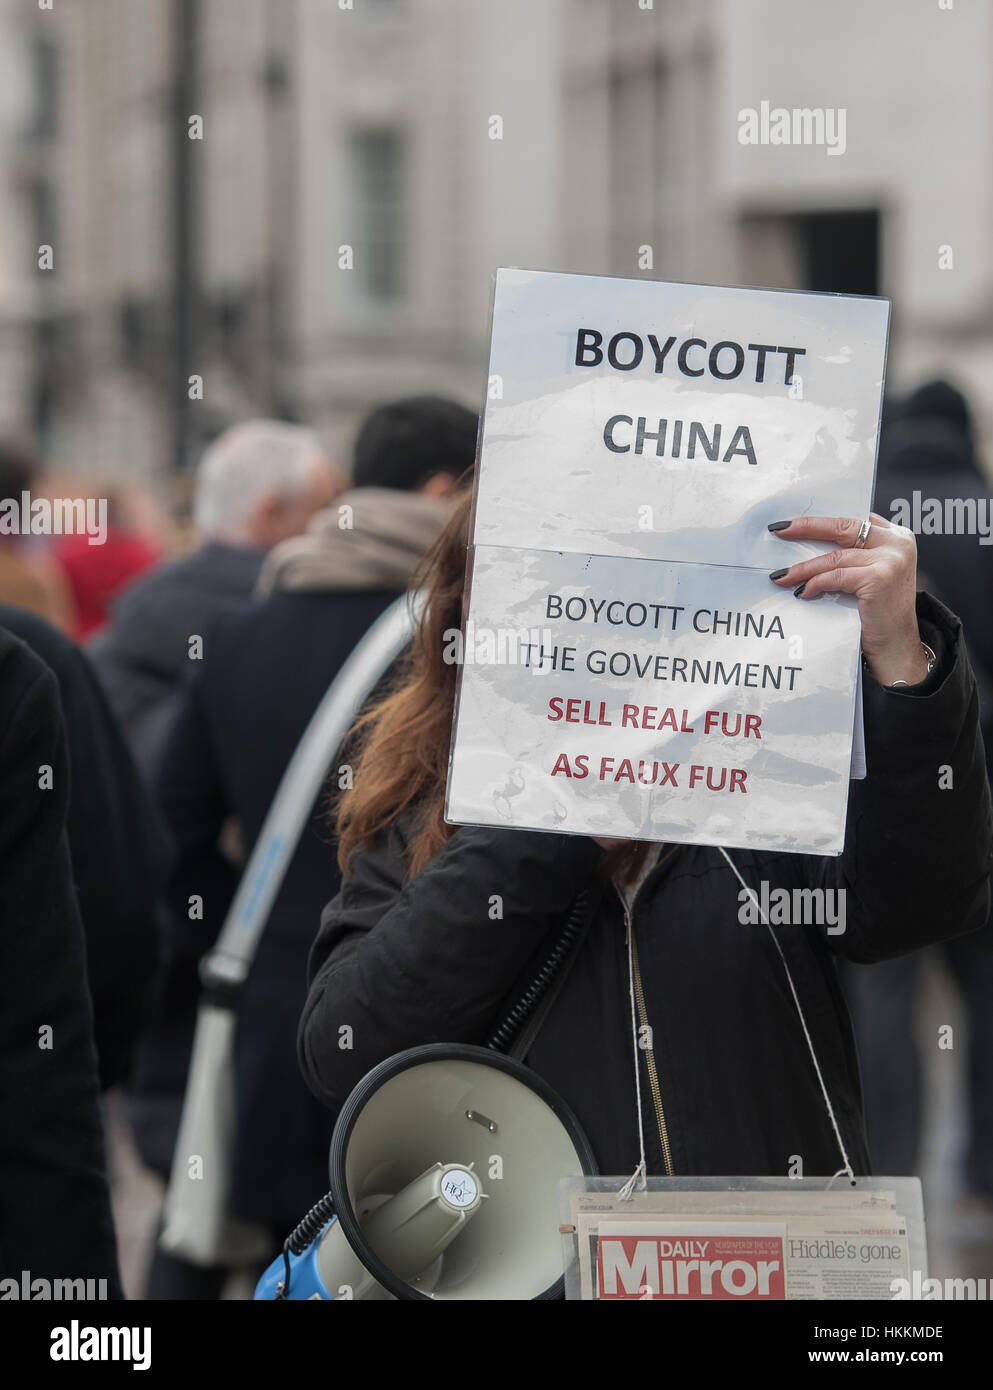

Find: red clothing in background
55;530;163;640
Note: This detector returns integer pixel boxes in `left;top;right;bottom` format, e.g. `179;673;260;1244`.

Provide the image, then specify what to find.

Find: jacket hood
255;487;452;597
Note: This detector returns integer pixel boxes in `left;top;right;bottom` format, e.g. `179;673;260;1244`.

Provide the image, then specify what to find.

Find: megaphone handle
277;1190;337;1298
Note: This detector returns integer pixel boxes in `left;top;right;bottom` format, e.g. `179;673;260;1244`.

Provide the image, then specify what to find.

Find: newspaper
570;1190;909;1300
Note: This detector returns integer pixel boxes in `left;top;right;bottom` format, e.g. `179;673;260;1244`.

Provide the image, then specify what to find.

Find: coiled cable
276;1190;337;1299
485;892;590;1054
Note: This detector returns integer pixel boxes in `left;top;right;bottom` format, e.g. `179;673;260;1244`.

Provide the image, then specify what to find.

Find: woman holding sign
298;493;991;1185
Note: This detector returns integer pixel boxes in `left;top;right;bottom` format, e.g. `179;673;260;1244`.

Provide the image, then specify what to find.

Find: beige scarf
256;487;452;595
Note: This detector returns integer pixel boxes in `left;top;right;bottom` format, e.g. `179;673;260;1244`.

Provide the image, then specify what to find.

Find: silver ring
853;518;871;549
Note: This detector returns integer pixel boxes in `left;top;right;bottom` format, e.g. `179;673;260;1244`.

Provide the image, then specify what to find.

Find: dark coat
875;418;993;779
137;588;401;1230
299;594;993;1179
0;627;122;1292
0;604;167;1089
88;542;265;782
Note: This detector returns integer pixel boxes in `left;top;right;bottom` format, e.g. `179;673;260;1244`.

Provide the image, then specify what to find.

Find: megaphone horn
256;1043;598;1300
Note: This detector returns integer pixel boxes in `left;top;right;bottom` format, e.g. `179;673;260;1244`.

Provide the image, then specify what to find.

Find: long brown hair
335;490;653;882
335;492;471;876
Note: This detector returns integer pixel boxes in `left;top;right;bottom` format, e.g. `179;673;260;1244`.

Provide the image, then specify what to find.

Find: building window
797;210;880;297
31;179;58;269
738;209;881;298
348;128;406;302
608;59;666;277
28;36;59;141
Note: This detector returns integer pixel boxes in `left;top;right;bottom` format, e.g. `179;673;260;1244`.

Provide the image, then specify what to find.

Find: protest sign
446;269;890;854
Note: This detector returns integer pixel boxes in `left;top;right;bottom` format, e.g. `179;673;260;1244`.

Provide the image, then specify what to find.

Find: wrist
864;631;932;688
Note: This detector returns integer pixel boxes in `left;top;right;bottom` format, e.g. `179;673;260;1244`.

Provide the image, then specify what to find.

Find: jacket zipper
614;876;675;1176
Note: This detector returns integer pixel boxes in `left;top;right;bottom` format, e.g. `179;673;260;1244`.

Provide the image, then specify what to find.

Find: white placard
474;269;889;569
446;546;859;854
447;269;889;854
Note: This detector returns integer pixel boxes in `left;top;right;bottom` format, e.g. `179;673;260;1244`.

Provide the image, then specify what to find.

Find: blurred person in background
53;486;165;642
845;378;993;1217
875;379;993;702
88;420;340;782
135;395;476;1298
0;603;167;1093
0;624;122;1295
0;439;75;632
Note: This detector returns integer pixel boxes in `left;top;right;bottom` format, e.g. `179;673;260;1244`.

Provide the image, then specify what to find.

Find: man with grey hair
89;420;339;781
192;420;335;545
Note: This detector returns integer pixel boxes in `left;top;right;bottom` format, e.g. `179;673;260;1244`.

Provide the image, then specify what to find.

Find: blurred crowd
1;382;991;1298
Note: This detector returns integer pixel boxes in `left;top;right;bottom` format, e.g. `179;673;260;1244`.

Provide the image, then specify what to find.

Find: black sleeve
298;822;603;1112
154;667;239;958
819;592;993;963
0;644;121;1293
60;643;168;1089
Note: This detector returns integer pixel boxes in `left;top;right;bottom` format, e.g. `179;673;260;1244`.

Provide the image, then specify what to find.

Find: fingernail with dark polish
793;582;807;598
769;568;789;581
768;520;792;533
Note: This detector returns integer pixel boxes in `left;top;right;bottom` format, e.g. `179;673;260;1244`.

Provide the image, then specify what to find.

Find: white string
617;917;648;1201
827;1168;855;1189
719;847;856;1184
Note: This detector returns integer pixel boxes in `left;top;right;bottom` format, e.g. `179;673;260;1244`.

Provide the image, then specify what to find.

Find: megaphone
256;1043;597;1300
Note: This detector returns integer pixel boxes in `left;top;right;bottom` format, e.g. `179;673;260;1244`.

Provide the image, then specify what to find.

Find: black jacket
0;628;121;1291
0;605;166;1089
88;542;265;782
136;588;400;1228
874;422;993;780
299;594;993;1178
